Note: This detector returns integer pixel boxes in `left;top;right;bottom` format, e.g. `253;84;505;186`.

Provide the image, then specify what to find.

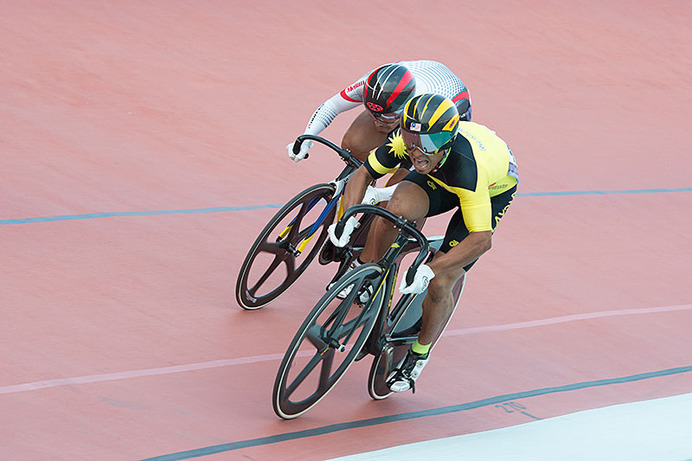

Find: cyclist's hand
287;140;313;162
399;264;435;295
328;216;360;247
361;185;381;205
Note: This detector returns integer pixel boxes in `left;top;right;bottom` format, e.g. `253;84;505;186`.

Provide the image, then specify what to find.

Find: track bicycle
235;135;376;310
272;204;465;419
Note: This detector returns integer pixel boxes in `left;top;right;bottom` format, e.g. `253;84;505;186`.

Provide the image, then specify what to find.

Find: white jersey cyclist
288;60;471;162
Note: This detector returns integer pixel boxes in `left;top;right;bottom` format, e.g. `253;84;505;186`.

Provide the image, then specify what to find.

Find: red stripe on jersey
340;90;362;103
452;90;469;103
385;71;414;108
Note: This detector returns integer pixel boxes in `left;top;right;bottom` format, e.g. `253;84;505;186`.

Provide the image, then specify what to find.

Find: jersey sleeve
364;129;409;179
454;166;494;232
457;189;493;233
303;72;370;135
430;163;493;233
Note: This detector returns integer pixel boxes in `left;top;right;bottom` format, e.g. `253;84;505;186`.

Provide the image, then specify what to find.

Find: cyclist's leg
341;110;395;162
384;180;463;392
358;178;430;264
417;261;466;346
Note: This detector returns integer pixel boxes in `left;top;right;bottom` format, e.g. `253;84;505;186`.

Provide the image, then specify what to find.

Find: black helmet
401;93;459;154
364;64;416;120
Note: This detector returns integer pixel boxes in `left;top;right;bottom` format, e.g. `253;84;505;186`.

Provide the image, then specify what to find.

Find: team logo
448;240;459;247
442;115;459;131
367;102;384;112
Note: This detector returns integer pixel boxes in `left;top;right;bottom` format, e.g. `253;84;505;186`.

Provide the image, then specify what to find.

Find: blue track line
518;187;692;197
141;365;692;461
2;188;691;225
0;204;285;225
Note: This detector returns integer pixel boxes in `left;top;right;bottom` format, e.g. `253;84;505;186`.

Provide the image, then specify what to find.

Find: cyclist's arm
303;96;360;135
428;176;494;276
343;131;402;210
384;165;412;186
341;166;373;212
428;230;492;276
303;74;369;135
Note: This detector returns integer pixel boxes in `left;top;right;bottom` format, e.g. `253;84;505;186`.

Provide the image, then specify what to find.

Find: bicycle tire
273;263;385;419
235;183;336;310
367;341;411;400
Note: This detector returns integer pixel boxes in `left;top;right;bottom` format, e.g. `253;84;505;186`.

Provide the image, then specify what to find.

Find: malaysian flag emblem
410;122;422;132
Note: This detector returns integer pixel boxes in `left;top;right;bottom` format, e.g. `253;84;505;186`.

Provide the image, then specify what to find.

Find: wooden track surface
1;1;690;459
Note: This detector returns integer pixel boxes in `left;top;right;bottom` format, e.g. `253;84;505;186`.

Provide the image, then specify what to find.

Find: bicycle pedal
318;241;337;265
355;284;374;305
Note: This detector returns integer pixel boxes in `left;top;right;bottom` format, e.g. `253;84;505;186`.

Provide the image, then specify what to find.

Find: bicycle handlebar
293;135;362;168
337;204;430;287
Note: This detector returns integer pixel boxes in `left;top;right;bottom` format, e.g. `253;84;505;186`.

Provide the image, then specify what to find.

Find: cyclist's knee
387;182;428;220
341;112;388;162
427;263;465;298
426;275;460;305
425;280;453;305
341;131;370;162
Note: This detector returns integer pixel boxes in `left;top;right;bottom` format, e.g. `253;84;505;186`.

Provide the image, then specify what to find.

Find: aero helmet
364;64;415;121
400;93;459;154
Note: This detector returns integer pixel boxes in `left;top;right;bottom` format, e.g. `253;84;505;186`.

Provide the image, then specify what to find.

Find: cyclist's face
367;110;400;132
408;145;445;174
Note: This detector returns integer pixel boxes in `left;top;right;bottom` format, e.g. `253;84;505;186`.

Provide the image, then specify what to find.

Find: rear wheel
368;341;411;400
235;183;336;310
273;264;385;419
367;270;466;400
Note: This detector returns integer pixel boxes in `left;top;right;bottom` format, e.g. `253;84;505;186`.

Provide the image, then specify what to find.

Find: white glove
328;216;360;247
287;140;313;163
361;185;381;205
399;264;435;295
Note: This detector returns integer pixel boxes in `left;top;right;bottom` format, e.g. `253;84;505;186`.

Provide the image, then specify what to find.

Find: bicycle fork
277;192;340;256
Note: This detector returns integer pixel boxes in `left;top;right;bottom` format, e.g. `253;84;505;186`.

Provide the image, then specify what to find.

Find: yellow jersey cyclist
328;93;518;393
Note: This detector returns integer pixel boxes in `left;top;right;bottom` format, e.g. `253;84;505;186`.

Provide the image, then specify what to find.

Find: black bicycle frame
335;204;432;357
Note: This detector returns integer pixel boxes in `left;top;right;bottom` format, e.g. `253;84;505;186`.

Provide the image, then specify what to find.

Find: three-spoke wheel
273;264;385;419
235;183;336;310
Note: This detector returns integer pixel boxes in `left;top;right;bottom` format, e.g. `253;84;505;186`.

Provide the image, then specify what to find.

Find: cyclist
328;93;518;393
287;60;471;187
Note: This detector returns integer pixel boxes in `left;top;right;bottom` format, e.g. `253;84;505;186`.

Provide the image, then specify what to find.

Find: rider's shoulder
456;121;503;142
385;129;409;160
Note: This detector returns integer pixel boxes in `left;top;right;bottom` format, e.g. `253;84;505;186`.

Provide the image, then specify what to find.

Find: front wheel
235;183;336;310
272;263;385;419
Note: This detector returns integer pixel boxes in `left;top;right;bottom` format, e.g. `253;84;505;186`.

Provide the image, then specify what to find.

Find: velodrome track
1;1;691;460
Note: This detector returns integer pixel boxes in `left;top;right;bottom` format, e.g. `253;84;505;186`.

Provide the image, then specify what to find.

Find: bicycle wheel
367;265;466;400
273;263;385;419
367;305;417;400
236;183;336;310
